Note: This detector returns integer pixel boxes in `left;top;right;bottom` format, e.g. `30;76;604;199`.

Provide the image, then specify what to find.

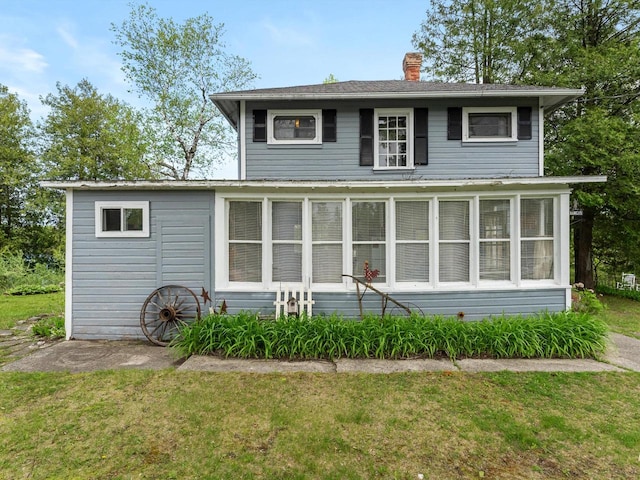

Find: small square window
462;107;517;142
267;110;321;144
95;201;149;238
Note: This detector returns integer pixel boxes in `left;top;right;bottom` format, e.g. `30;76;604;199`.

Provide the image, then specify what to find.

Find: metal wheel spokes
140;285;201;346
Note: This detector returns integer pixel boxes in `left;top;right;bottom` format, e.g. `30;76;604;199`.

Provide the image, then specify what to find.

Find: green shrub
0;249;64;294
596;284;640;302
571;288;604;314
171;311;608;361
7;284;63;295
31;316;65;339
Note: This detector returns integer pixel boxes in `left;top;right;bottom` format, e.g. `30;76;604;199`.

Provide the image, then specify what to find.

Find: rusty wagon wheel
140;285;201;346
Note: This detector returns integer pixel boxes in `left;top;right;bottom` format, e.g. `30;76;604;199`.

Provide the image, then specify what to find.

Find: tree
412;0;545;83
0;85;62;266
111;3;257;179
534;0;640;288
40;79;154;181
0;85;36;251
412;0;640;288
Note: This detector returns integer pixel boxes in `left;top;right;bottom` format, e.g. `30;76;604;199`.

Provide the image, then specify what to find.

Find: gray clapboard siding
214;288;566;320
71;190;215;340
245;99;539;181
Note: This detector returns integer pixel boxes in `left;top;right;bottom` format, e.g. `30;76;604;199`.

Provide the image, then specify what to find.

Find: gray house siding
244;99;539;181
71;190;215;340
214;289;566;320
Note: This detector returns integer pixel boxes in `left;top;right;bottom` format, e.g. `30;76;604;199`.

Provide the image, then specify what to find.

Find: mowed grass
599;295;640;339
1;292;639;478
0;291;64;330
1;370;639;479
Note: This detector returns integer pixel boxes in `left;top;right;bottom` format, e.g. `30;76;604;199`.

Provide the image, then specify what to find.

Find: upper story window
462;107;518;142
95;201;149;238
375;109;413;169
267;109;322;145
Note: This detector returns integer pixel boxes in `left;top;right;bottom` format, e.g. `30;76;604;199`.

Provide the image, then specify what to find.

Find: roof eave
210;88;584;129
41;175;606;191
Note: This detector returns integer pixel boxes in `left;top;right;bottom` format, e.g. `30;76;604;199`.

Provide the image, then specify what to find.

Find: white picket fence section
273;286;315;318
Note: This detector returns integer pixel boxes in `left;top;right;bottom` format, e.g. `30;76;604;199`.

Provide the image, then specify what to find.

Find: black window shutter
359;109;374;166
322;109;337;142
447;107;462;140
253;109;267;142
517;107;532;140
414;108;428;166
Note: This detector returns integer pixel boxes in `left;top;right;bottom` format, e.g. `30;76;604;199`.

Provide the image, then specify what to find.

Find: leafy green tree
111;3;257;179
412;0;544;83
0;85;36;251
0;85;62;266
40;79;154;181
413;0;640;287
534;0;640;287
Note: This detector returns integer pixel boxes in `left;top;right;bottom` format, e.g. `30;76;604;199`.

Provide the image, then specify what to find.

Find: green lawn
0;370;638;479
599;295;640;339
0;291;639;478
0;291;64;330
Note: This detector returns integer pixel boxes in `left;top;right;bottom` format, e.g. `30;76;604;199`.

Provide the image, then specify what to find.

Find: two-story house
46;53;605;342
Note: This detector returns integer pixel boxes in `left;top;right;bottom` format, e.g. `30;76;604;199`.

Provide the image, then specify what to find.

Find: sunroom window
352;202;386;283
229;201;262;283
479;199;511;281
95;201;149;238
521;198;554;280
396;201;429;282
312;202;343;283
439;201;470;282
272;202;303;282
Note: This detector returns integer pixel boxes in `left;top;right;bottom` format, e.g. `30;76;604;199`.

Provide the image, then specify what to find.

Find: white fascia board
210;88;584;103
40;175;606;192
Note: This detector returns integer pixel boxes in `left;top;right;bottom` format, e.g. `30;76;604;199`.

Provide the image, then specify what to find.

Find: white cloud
56;22;79;49
0;44;48;73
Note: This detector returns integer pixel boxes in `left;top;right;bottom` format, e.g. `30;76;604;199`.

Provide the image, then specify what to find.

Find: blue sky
0;0;429;177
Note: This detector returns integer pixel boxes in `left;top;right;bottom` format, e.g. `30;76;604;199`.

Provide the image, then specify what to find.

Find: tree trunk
574;207;595;288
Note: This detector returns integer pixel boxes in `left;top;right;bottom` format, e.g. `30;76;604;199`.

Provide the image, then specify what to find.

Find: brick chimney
402;53;422;81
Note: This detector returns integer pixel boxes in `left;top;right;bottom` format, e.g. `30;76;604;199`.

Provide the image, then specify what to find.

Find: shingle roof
209;80;584;128
214;80;569;96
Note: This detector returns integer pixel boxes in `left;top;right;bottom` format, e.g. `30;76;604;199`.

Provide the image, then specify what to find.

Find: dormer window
267;109;322;145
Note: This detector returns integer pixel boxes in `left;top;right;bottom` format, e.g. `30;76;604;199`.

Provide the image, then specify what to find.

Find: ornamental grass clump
171;311;608;360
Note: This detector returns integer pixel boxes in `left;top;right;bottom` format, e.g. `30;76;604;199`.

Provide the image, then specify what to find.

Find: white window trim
373;108;414;170
267;109;322;145
215;192;564;292
95;201;149;238
462;106;518;143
